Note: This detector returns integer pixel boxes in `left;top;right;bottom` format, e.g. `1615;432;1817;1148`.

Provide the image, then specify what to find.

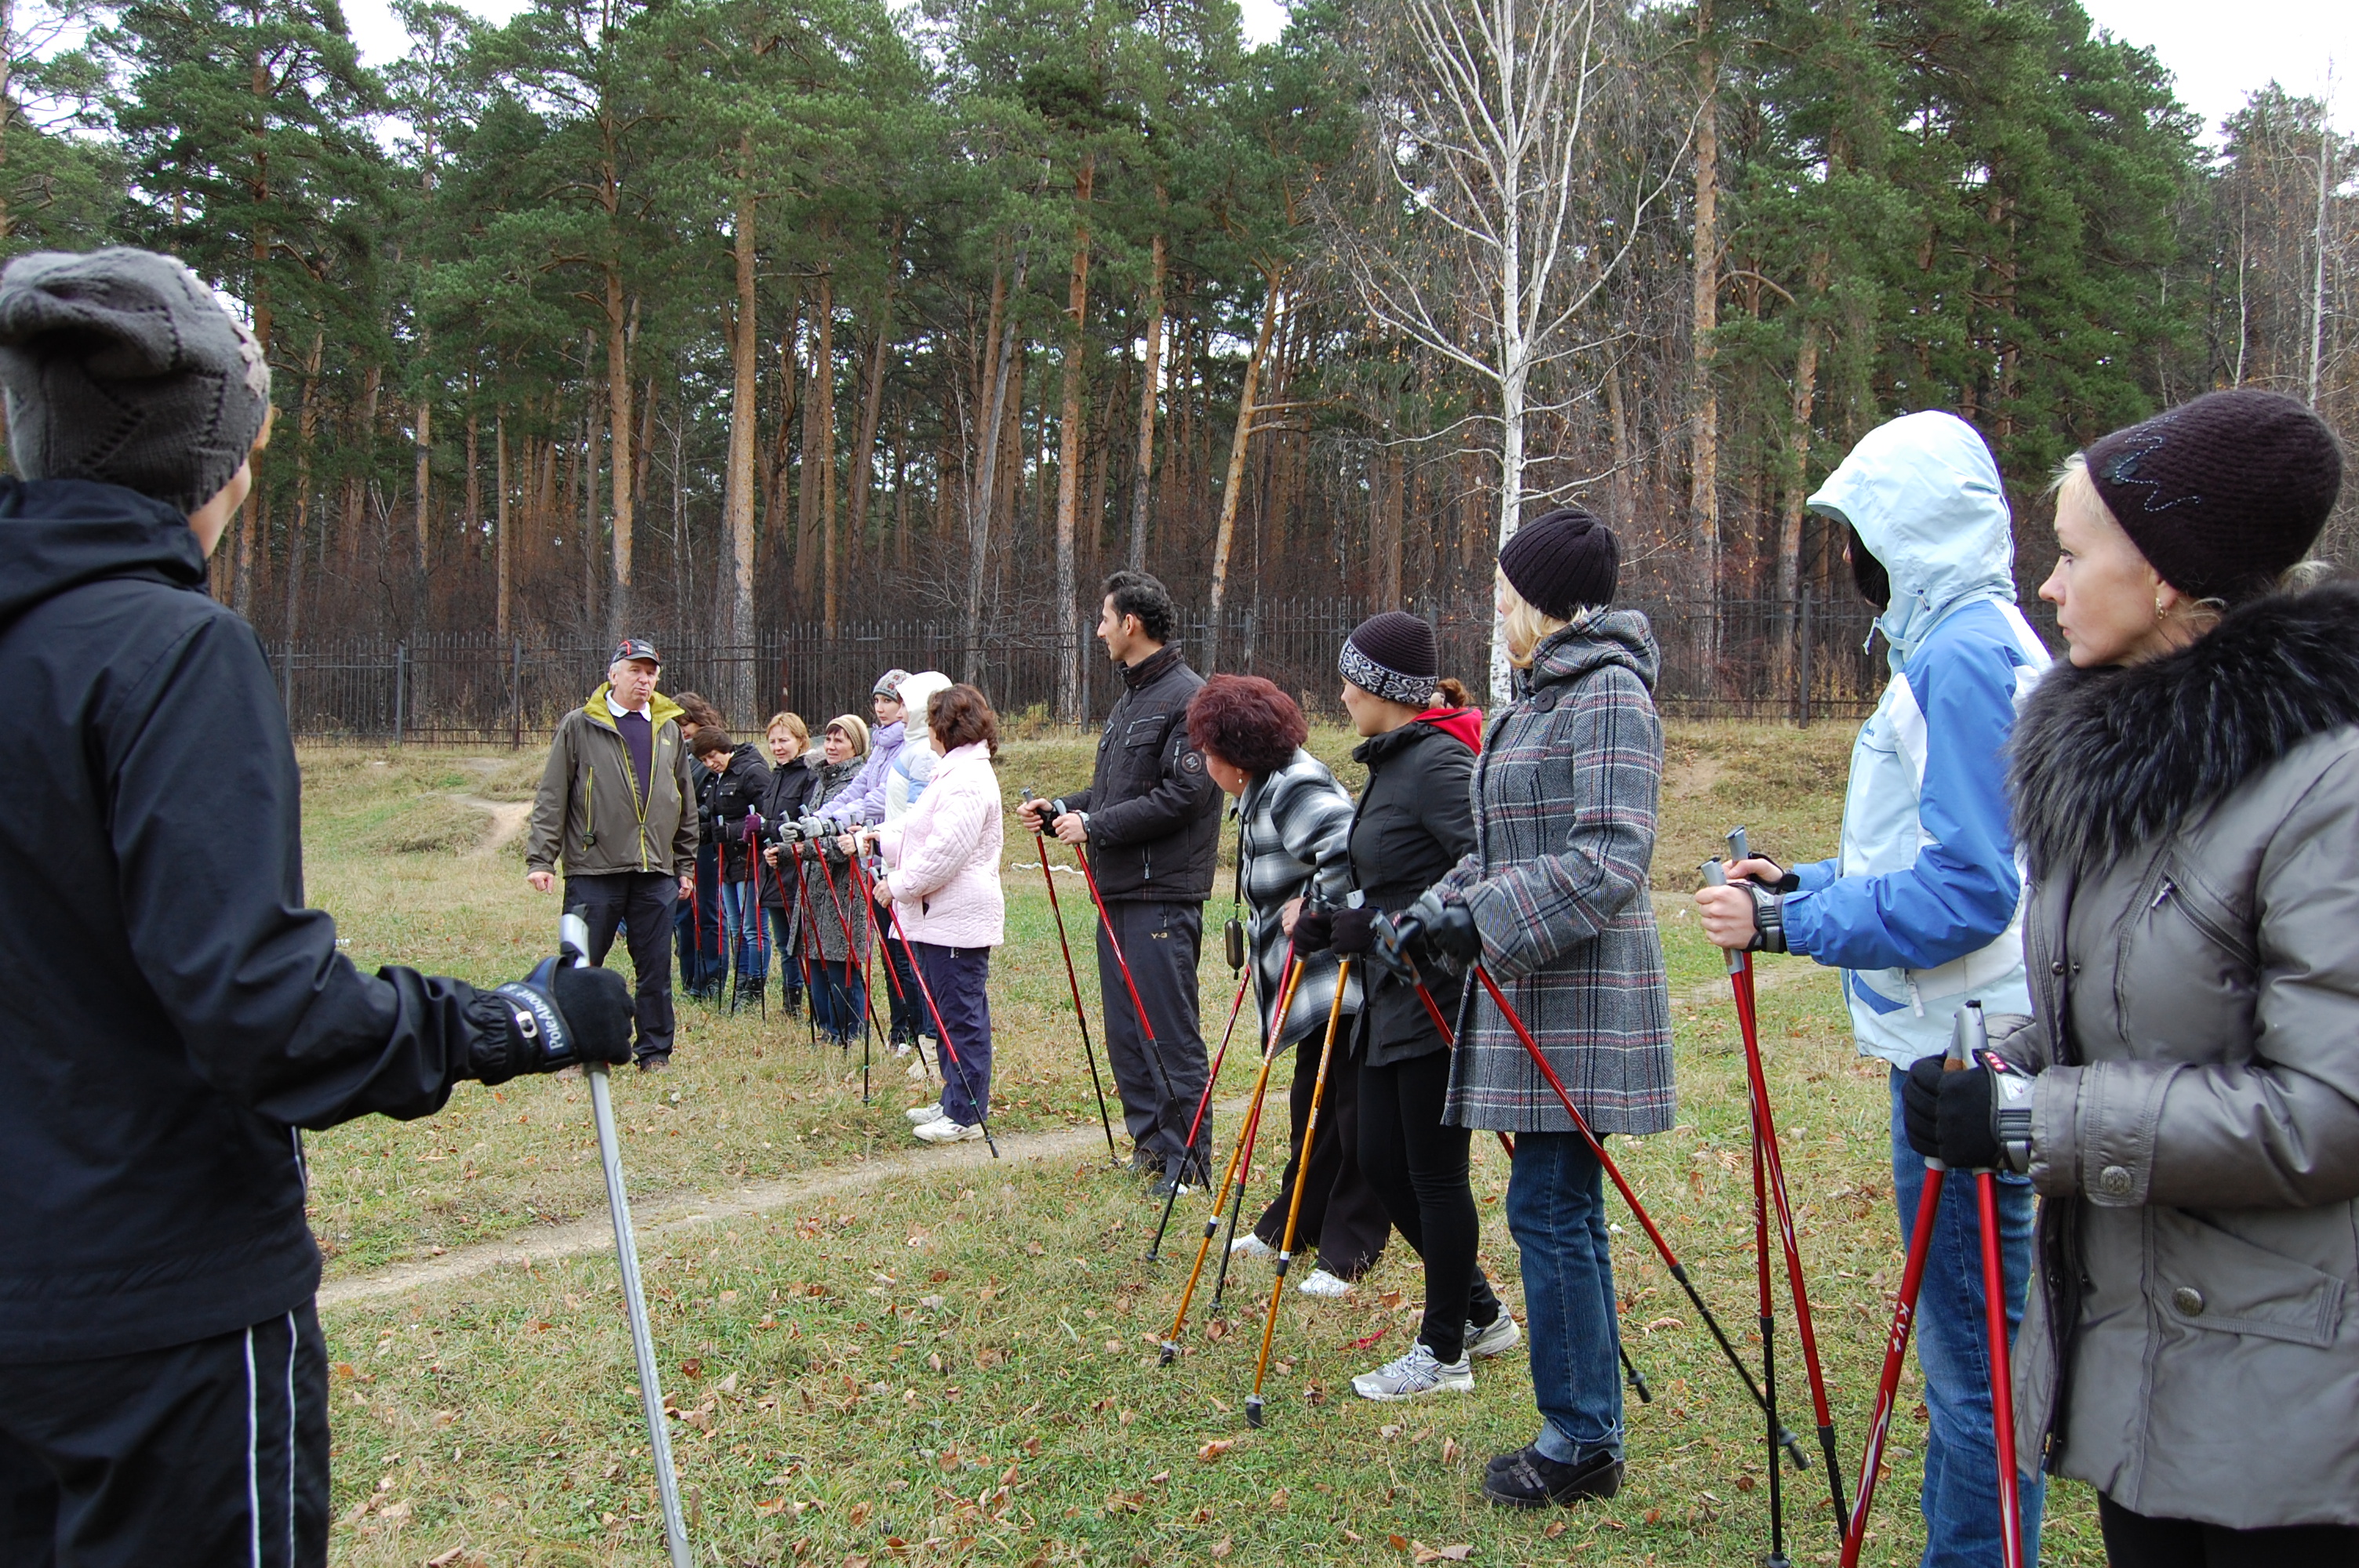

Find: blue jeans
718;880;765;985
766;907;802;1001
1503;1130;1624;1464
1888;1069;2045;1568
916;943;993;1125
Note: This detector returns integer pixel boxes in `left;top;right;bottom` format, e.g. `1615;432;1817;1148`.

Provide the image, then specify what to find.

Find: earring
2154;592;2168;621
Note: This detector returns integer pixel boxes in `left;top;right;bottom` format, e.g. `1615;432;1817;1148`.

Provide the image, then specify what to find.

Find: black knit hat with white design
2083;389;2342;604
1339;612;1439;706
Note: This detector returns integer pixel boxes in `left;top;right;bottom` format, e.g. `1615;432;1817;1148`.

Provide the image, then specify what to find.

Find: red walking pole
860;840;998;1159
1472;965;1804;1465
1149;964;1252;1261
1020;788;1118;1163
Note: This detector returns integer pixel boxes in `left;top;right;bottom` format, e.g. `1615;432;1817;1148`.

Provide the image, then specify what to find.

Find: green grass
297;725;2105;1566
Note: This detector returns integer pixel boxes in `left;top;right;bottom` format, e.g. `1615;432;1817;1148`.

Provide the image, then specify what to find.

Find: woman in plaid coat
1376;509;1674;1509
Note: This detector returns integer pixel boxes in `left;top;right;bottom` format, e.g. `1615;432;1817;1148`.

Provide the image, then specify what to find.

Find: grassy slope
301;726;2102;1565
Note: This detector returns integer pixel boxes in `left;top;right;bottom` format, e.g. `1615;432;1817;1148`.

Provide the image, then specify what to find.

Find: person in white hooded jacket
876;671;952;1066
1696;411;2051;1568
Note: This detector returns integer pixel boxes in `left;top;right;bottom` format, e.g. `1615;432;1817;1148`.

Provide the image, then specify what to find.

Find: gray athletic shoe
1463;1313;1522;1360
1352;1341;1474;1403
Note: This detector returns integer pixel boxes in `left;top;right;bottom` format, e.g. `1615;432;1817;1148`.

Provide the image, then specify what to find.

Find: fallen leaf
1209;1539;1232;1560
1147;1471;1169;1486
427;1549;467;1567
1543;1521;1567;1540
679;1357;703;1378
1380;1289;1404;1310
1198;1439;1235;1462
1440;1437;1462;1465
1645;1508;1663;1524
1736;1473;1757;1493
1347;1324;1389;1352
754;1498;787;1516
1268;1487;1290;1511
848;1501;871;1526
1387;1535;1410;1552
1023;1240;1045;1256
1343;1528;1365;1544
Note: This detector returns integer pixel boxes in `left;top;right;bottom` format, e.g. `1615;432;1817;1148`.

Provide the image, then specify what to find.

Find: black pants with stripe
0;1305;328;1568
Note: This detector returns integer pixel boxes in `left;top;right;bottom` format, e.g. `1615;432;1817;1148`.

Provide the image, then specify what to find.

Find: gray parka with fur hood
1996;583;2359;1529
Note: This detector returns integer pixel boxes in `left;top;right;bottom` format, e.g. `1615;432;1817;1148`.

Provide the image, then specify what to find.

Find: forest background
0;0;2353;720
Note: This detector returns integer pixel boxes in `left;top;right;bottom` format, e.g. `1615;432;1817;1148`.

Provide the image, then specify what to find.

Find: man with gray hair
525;639;700;1070
0;247;634;1566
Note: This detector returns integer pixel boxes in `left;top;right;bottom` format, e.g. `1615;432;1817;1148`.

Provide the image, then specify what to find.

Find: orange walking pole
1244;960;1353;1428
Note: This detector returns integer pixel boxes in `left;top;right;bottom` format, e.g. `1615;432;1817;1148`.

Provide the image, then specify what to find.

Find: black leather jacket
1062;644;1222;902
1348;712;1479;1066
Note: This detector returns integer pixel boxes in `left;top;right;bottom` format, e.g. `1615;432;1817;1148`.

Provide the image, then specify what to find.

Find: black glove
1383;891;1479;980
1903;1051;2035;1172
1328;906;1378;956
1292;908;1335;954
468;956;635;1084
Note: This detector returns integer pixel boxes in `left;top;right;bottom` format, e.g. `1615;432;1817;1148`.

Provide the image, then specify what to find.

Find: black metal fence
267;594;1887;746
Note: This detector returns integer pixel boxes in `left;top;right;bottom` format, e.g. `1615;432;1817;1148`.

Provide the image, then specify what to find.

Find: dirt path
318;1103;1241;1312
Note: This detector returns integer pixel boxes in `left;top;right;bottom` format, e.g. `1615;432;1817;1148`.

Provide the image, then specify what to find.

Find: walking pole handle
1726;826;1751;866
1698;856;1744;976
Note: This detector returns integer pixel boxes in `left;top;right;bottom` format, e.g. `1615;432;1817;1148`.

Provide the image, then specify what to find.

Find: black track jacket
1061;644;1221;902
0;477;488;1362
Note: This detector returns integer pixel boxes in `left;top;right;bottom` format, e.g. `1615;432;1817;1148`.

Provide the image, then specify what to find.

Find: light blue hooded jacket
1783;411;2051;1068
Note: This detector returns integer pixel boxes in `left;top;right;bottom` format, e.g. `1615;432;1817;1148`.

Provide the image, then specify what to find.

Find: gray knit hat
0;247;273;512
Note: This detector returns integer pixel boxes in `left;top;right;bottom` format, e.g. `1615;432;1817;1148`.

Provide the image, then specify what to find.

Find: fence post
279;640;294;718
512;639;525;750
394;643;408;746
1796;588;1812;729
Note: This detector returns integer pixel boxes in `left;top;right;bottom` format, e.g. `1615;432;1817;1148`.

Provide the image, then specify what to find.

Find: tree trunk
495;409;511;639
1776;248;1831;609
283;329;322;642
964;256;1027;683
604;266;634;638
1054;154;1096;722
847;238;900;572
1372;440;1404;604
413;397;432;580
1129;225;1165;570
1688;2;1721;660
815;272;839;632
724;146;759;672
1204;270;1283;673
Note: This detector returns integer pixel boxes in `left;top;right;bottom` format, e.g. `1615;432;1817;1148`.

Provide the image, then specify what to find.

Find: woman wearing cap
1299;613;1520;1400
856;684;1008;1145
770;713;873;1047
1375;508;1674;1507
1187;674;1387;1297
1910;390;2359;1562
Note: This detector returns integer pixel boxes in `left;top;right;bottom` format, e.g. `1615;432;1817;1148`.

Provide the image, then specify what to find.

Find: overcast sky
341;0;2352;140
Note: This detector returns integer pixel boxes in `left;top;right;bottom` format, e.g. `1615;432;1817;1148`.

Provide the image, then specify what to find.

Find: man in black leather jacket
1019;571;1221;1190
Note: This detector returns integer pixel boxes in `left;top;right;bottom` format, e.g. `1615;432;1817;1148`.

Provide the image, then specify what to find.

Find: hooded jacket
1236;749;1360;1047
1433;612;1675;1136
525;684;697;880
1785;411;2052;1068
1994;584;2359;1529
1347;708;1481;1067
874;741;1005;951
0;477;489;1361
818;717;904;827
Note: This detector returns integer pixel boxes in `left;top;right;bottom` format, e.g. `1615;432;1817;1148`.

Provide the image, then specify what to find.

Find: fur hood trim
2010;581;2359;879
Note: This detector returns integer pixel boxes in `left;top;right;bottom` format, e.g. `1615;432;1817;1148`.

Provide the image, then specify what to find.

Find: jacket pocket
2150;1207;2347;1348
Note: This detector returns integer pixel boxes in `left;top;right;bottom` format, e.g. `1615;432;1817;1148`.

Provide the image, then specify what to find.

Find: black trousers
0;1305;328;1568
1252;1025;1390;1281
2099;1495;2359;1567
1359;1047;1503;1362
1096;899;1210;1177
569;870;678;1060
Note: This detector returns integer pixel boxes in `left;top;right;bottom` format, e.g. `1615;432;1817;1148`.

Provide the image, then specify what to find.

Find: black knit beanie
1339;611;1439;706
1499;506;1619;619
2083;389;2343;604
0;248;273;513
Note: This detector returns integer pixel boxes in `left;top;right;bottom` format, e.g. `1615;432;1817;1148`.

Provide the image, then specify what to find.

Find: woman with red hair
1185;674;1387;1296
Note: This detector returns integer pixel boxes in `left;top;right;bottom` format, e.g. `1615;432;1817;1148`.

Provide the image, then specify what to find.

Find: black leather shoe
636;1053;672;1073
1480;1446;1623;1508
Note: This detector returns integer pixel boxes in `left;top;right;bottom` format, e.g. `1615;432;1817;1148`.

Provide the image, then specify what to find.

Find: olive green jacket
525;685;698;879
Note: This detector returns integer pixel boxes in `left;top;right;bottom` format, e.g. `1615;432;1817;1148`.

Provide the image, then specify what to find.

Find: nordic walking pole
1840;1005;1973;1566
562;909;691;1568
863;840;1001;1159
1473;965;1808;1468
844;849;932;1092
1052;798;1192;1179
1714;828;1848;1524
1207;1038;1285;1319
1245;962;1352;1428
1149;962;1254;1261
1401;966;1647;1403
1161;956;1305;1361
1961;1003;2029;1568
775;843;822;1047
1022;788;1118;1163
1756;1112;1790;1568
805;838;889;1094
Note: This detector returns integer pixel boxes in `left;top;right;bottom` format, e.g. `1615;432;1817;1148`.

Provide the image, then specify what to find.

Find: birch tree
1333;0;1679;697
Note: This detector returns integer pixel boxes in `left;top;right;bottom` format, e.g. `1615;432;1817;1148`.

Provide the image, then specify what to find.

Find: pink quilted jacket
873;742;1005;949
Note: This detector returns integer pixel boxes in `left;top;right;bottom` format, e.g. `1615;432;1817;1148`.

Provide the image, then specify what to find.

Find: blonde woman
1377;507;1674;1508
758;712;817;1015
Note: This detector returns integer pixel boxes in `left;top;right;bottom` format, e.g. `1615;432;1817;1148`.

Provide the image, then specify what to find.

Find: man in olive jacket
1020;571;1222;1190
526;641;700;1069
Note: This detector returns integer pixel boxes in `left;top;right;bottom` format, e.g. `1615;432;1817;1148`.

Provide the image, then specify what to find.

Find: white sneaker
913;1116;986;1144
1464;1313;1522;1360
1352;1342;1474;1402
1297;1267;1354;1298
905;1056;931;1080
904;1102;943;1123
1230;1233;1275;1261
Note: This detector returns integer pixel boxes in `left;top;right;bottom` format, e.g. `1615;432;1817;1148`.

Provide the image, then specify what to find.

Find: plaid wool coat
1235;750;1361;1047
1435;610;1676;1136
